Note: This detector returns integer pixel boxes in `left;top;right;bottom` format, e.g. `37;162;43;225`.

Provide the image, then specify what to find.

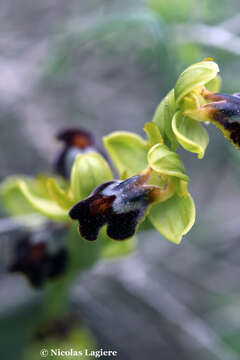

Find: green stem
41;223;101;321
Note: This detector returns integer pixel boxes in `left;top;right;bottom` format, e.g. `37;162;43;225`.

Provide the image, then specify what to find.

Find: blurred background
1;0;240;359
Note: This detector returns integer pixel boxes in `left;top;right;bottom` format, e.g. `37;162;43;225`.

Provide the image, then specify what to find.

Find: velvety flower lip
203;92;240;148
8;235;68;288
55;128;96;178
186;91;240;149
69;168;162;241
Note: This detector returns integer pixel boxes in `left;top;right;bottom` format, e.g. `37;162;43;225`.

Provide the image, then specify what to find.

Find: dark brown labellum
69;174;158;241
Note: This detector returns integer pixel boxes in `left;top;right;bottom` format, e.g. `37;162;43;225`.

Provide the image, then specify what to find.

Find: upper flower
185;90;240;149
152;59;220;159
55;128;98;178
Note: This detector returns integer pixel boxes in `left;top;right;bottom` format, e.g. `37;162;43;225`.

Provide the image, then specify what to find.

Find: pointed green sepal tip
144;122;163;148
70;152;113;202
149;193;196;244
152;89;178;151
174;60;219;105
103;131;148;177
172;111;209;159
148;143;189;182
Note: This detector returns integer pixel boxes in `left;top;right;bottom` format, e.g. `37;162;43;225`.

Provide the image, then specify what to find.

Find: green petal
175;60;219;105
70;152;113;202
47;178;74;210
205;74;221;93
100;229;137;259
103;131;148;177
148;143;189;181
152;89;178;151
172;111;209;159
149;193;196;244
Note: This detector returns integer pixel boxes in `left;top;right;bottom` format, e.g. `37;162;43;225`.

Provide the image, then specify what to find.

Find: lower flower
69;167;164;241
9;233;68;288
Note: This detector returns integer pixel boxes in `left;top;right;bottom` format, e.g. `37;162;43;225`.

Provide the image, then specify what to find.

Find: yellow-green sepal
70;152;113;202
103;131;148;177
148;143;189;181
47;178;74;210
152;89;178;151
148;193;196;244
172;111;209;159
0;176;39;216
1;176;69;221
18;180;69;221
174;60;219;105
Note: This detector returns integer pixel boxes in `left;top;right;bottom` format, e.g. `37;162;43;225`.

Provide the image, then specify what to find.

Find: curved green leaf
103;131;148;177
172;111;209;159
149;193;196;244
152;89;178;151
175;60;219;105
70;152;113;202
148;143;189;181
